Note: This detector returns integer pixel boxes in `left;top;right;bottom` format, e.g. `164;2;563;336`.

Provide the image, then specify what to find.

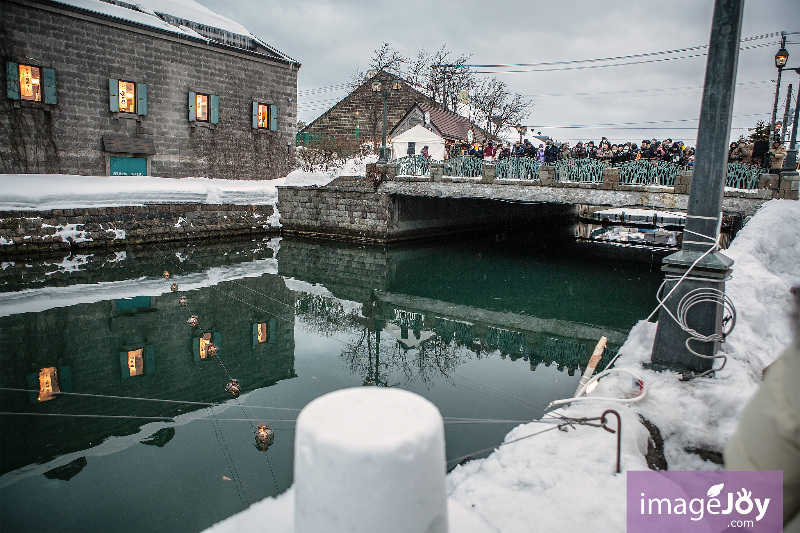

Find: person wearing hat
768;140;787;173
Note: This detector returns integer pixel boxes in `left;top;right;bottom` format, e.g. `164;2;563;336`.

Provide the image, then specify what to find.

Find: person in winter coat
483;141;496;161
523;139;537;158
769;141;787;172
544;140;559;164
586;141;598;159
537;144;546;163
725;286;800;532
559;142;572;160
596;142;612;165
572;142;588;159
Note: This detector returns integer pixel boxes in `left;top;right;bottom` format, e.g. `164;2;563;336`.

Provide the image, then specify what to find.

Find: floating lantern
180;296;188;307
255;423;275;451
163;271;170;279
187;315;199;327
225;379;241;396
207;343;219;357
171;283;179;293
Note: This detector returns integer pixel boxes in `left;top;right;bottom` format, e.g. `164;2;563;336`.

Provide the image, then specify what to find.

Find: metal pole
770;35;787;143
781;84;794;144
651;0;742;372
380;90;388;162
782;70;800;175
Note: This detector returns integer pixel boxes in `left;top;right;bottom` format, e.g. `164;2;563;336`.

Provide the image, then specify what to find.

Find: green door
110;156;147;176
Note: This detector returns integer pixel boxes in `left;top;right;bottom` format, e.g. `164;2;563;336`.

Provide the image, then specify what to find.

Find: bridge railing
394;155;438;177
726;162;763;190
495;157;541;180
617;160;681;186
443;156;483;178
553;159;609;183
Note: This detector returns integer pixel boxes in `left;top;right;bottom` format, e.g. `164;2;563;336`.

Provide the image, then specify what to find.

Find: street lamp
514;124;527;143
770;36;789;143
372;79;402;162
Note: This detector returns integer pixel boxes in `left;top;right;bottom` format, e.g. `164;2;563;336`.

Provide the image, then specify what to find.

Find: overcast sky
196;0;799;146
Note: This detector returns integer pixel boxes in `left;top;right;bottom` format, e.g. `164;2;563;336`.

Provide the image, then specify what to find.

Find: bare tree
349;42;406;89
471;77;531;137
428;46;475;113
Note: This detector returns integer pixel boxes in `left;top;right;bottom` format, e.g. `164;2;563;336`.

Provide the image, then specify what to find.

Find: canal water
0;232;664;532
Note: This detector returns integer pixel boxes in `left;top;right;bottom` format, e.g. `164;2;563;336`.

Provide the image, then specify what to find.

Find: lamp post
515;124;527;143
770;35;789;143
782;68;800;178
372;79;401;163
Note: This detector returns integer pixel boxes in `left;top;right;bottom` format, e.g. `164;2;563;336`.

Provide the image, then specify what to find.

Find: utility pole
782;84;794;144
650;0;742;373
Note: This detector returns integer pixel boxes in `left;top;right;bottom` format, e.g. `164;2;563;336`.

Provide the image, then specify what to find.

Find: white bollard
294;388;449;533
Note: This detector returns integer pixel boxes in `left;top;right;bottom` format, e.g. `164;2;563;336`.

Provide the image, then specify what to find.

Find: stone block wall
1;0;298;180
0;204;276;256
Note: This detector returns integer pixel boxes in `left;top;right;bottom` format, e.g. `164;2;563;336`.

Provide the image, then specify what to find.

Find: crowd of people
444;136;793;173
448;137;697;169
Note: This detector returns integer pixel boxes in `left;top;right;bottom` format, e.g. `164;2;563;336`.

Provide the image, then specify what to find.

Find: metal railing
496;157;541;180
443;156;483;178
726;162;763;190
617;160;681;186
394;155;436;177
553;159;609;183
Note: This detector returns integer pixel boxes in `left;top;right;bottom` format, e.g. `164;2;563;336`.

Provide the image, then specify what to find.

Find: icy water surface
0;232;663;532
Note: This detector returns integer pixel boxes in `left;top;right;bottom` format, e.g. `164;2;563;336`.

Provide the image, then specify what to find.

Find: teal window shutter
43;67;57;104
136;82;147;115
58;365;73;393
26;372;38;404
109;78;119;112
210;94;219;124
213;332;222;356
119;352;130;382
252;323;259;348
270;104;278;131
144;345;155;375
188;91;196;121
193;337;201;362
269;318;276;344
252;101;259;129
7;62;20;100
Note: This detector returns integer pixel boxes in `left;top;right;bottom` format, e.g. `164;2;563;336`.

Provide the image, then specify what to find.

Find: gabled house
2;0;299;179
389;102;496;148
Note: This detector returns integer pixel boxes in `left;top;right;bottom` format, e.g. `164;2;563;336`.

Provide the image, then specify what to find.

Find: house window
199;332;213;359
109;78;147;115
118;80;136;113
252;101;277;131
196;93;208;121
256;322;268;343
38;367;60;402
252;319;276;347
19;64;41;101
127;348;144;376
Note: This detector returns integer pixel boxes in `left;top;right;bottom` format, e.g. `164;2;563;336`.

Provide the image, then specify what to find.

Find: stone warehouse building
1;0;300;180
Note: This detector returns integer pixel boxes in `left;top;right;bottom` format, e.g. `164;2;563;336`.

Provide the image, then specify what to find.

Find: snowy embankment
0;154;376;211
205;199;799;533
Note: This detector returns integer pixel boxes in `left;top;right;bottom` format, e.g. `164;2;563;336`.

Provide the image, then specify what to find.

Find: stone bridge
278;159;797;244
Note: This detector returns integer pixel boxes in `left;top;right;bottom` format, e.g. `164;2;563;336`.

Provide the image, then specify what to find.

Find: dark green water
0;232;663;532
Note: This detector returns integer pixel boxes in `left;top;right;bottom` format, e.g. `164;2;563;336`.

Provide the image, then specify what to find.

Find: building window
19;64;41;101
127;348;144;377
252;101;277;131
118;80;136;113
193;332;222;361
119;346;155;381
109;78;147;115
252;319;276;347
188;92;219;124
196;93;208;121
38;367;60;402
6;61;57;104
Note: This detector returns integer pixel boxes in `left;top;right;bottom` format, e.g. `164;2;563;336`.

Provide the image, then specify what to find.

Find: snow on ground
0;157;376;212
204;200;800;533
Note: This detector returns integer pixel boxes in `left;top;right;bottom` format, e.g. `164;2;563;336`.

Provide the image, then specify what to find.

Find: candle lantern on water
225;379;241;396
163;271;170;279
187;315;199;327
255;424;275;451
171;283;179;293
207;343;219;357
180;296;188;306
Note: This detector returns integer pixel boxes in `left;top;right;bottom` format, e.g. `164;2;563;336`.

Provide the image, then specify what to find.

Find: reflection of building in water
0;272;296;475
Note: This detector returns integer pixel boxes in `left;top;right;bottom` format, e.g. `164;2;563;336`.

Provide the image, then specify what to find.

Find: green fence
496;157;541;180
553;159;609;183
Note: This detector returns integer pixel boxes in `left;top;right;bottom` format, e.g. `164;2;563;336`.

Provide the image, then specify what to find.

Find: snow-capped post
650;0;742;373
294;388;449;533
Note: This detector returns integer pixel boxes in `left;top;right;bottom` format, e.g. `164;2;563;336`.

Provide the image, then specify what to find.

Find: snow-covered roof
48;0;298;64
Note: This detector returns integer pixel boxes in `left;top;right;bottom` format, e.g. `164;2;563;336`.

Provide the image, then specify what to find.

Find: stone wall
1;0;298;179
0;204;276;256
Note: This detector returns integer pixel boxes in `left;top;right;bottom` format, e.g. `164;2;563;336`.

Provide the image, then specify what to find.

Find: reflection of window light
127;348;144;376
196;93;208;121
199;332;212;359
118;80;136;113
19;64;42;102
38;367;60;402
257;323;268;343
258;103;269;128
